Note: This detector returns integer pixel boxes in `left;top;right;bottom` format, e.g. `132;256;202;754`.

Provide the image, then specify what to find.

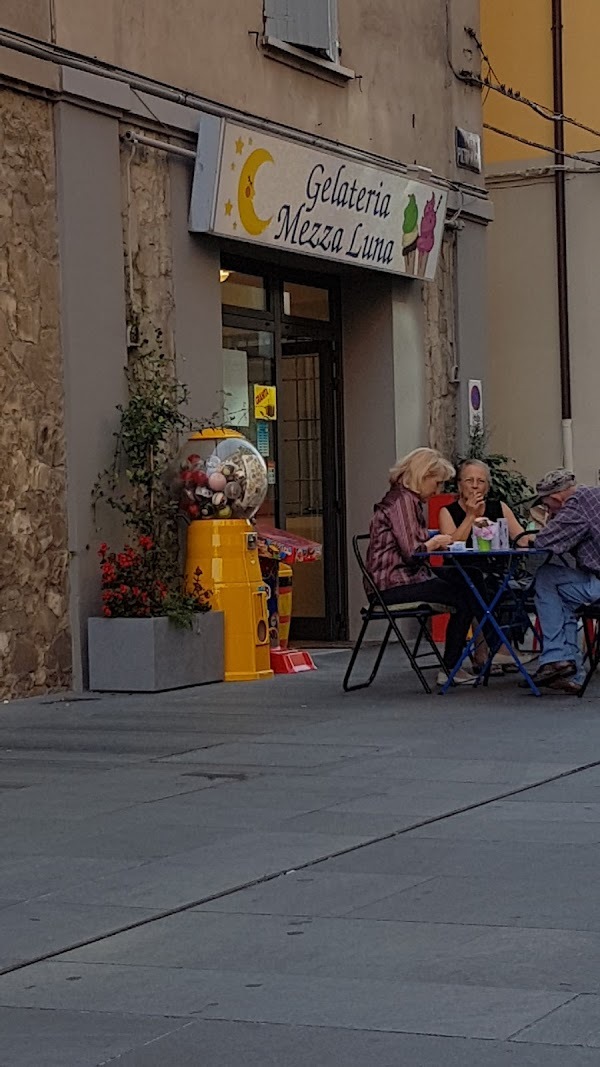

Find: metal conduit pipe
551;0;574;470
121;129;196;160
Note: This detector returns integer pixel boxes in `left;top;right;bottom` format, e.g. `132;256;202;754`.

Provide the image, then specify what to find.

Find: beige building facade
482;0;600;488
1;1;490;697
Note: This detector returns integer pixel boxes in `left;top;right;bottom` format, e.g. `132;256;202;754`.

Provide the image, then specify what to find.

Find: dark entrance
221;261;347;641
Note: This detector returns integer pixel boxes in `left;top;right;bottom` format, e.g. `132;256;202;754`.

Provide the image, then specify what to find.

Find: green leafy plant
93;329;212;628
453;427;533;520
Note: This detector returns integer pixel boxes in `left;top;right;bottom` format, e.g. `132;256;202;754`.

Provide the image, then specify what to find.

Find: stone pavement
2;648;600;1064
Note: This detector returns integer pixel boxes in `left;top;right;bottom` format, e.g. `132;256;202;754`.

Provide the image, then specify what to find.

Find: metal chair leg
578;619;600;697
388;617;432;694
419;617;448;674
343;617;392;692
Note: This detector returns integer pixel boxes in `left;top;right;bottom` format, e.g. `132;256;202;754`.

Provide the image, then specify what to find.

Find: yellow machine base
186;518;273;683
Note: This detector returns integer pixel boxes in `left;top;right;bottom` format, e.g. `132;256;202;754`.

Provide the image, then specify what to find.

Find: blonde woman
366;447;485;684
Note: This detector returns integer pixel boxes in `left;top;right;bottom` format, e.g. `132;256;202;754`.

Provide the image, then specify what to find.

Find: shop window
283;282;330;322
220;271;267;312
264;0;339;62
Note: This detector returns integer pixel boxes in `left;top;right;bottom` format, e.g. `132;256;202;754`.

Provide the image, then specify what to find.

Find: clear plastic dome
176;430;268;522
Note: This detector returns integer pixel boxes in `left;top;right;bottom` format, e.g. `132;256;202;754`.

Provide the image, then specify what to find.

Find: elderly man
530;469;600;695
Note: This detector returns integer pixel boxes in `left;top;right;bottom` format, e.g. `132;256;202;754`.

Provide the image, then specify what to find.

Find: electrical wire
464;26;600;146
483;122;600;169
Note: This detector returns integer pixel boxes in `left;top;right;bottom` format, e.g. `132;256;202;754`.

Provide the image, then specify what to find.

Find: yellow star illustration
224;200;233;216
233;221;238;230
235;137;245;155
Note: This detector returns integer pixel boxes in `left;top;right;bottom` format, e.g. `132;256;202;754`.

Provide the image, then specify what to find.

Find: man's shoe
519;660;576;689
547;678;582;696
437;668;477;687
531;661;576;687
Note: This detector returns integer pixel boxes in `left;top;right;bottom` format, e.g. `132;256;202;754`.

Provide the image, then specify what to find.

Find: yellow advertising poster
254;384;277;421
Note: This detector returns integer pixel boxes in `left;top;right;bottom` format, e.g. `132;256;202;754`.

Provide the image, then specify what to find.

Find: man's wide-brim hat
530;468;576;507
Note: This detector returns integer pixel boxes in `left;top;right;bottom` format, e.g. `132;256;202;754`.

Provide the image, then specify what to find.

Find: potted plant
88;332;224;692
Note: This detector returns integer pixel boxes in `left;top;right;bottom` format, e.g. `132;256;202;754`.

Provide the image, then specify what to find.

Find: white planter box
88;612;224;692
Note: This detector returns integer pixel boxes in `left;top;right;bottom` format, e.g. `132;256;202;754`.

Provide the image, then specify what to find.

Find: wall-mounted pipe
551;0;574;469
121;129;196;160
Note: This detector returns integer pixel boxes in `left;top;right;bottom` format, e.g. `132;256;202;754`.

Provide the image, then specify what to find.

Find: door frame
221;257;347;641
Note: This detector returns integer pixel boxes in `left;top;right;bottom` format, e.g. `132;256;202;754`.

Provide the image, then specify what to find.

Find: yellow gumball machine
179;429;273;683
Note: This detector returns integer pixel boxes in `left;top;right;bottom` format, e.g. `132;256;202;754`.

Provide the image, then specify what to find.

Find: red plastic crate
427;493;457;643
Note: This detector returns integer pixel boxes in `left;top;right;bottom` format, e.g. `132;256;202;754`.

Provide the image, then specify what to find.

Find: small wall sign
455;128;482;174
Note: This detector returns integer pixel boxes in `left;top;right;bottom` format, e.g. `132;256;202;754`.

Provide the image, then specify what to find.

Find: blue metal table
416;547;550;697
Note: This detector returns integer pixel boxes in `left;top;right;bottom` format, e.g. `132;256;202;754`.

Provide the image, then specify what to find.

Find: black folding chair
343;534;451;695
577;604;600;697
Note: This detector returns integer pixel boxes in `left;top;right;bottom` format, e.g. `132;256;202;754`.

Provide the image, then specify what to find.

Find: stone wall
120;136;175;355
0;90;71;698
422;234;459;459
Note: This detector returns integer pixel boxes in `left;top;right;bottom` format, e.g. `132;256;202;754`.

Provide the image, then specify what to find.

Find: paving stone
511;993;600;1046
402;926;600;994
347;871;600;931
159;741;381;768
0;856;141;901
322;757;574;784
0;901;154;961
104;1018;600;1066
0;961;573;1039
40;822;233;862
0;1007;191;1067
408;809;600;844
481;800;600;823
320;836;600;879
195;871;423;918
60;911;490;979
43;831;362;909
271;808;425;836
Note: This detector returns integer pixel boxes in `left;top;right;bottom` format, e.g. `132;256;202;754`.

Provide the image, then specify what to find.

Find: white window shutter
265;0;339;62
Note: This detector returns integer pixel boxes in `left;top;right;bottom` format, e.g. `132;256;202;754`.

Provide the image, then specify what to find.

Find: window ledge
261;35;355;84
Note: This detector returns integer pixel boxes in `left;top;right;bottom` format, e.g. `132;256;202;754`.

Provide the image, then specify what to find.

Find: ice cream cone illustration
417;251;429;276
416;193;441;278
402;193;419;274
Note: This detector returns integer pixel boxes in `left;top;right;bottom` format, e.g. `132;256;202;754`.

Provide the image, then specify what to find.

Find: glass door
278;337;341;640
221;265;346;642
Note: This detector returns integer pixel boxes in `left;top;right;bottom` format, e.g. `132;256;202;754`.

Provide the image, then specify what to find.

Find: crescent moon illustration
237;148;274;236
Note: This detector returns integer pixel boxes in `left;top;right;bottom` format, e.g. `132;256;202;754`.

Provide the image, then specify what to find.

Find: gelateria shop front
189;113;447;643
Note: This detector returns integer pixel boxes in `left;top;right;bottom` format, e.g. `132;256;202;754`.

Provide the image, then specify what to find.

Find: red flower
103;607;112;617
138;536;154;551
98;542;108;558
101;562;117;583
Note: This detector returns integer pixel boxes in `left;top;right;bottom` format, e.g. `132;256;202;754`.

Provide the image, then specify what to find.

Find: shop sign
190;116;448;280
